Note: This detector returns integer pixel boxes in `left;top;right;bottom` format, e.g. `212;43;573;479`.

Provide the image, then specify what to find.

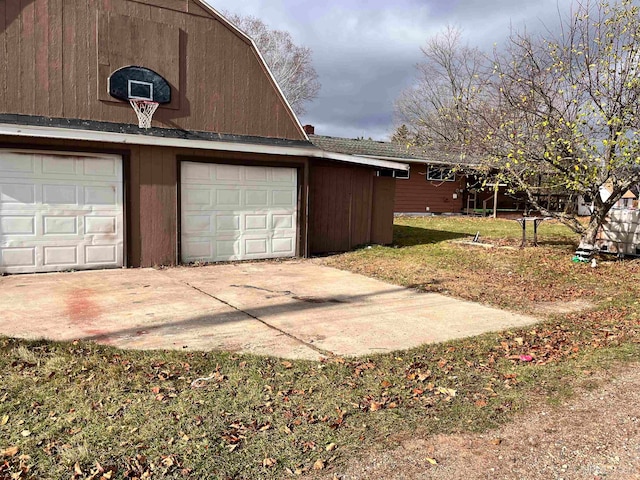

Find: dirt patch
535;299;595;315
315;364;640;479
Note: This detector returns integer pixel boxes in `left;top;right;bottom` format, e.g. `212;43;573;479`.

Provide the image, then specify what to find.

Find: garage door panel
216;214;240;233
184;188;212;209
0;183;36;205
84;216;117;235
215;164;242;181
216;239;240;260
43;184;79;205
271;168;296;183
85;244;118;264
43;215;78;235
1;215;36;235
0;247;36;267
0;153;36;173
272;190;295;206
83;157;118;177
245;213;268;231
0;151;123;274
245;189;268;207
217;189;241;207
272;237;294;254
183;162;212;181
41;156;78;175
43;246;78;266
272;213;294;229
181;162;297;263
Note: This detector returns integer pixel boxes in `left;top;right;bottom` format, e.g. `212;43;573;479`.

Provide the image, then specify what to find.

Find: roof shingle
308;134;473;165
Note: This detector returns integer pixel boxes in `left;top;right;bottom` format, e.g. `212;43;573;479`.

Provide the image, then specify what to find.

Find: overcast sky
205;0;571;140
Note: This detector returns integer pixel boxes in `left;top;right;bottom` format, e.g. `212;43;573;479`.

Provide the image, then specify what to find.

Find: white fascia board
195;1;309;141
356;154;480;167
0;123;408;171
313;150;409;171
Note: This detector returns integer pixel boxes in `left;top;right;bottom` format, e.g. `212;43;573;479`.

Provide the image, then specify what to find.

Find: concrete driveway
0;261;539;360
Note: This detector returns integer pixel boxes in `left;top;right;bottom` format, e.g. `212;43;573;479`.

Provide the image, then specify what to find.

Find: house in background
0;1;407;274
306;127;470;214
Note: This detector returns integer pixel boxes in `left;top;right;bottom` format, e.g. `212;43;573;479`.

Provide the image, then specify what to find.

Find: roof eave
0;123;409;171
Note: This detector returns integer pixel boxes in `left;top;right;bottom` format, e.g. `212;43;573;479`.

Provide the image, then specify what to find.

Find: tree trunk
576;206;608;256
578;219;600;249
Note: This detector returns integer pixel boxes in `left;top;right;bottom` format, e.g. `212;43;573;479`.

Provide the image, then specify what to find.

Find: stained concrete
0;261;540;360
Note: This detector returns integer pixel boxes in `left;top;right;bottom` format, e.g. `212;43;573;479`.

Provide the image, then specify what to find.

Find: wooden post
493;184;499;219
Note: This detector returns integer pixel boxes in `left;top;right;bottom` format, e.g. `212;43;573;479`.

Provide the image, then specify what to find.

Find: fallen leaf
263;457;276;468
426;457;438;465
20;429;31;437
74;462;83;475
281;361;293;369
369;401;383;412
1;415;8;426
313;459;325;470
491;438;502;445
436;387;457;397
1;446;19;457
381;380;392;388
259;423;272;432
325;443;337;452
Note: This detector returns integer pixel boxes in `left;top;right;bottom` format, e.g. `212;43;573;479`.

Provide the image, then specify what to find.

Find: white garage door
0;151;124;274
181;162;297;262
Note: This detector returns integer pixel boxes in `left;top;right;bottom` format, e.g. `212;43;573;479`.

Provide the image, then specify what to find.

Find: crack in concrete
230;284;294;297
175;279;335;358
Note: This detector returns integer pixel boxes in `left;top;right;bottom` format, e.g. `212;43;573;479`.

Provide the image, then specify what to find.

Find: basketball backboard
108;66;171;104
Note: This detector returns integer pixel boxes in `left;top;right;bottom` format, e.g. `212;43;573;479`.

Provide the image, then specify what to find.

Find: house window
426;166;455;182
394;169;410;180
376;170;410;179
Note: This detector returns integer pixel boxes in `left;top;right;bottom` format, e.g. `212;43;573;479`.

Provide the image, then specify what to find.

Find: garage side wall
371;176;395;245
309;161;379;254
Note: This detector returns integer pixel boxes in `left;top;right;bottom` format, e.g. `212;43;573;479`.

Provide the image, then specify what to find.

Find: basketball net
129;99;159;129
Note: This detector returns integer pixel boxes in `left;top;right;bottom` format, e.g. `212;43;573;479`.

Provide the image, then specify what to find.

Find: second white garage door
180;162;298;263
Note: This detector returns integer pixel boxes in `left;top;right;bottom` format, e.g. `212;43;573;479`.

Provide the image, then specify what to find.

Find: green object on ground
572;256;590;263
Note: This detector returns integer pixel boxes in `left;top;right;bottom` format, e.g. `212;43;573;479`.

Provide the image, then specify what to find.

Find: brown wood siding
0;135;311;267
394;164;465;214
309;162;376;254
371;176;395;245
0;0;304;140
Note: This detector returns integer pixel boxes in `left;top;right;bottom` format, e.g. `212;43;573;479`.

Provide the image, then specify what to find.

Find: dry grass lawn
1;216;639;479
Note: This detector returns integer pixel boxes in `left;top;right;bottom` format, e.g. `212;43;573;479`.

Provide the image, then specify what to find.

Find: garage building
0;0;405;274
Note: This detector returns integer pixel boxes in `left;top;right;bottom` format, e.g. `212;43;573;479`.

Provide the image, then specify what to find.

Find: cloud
206;0;572;140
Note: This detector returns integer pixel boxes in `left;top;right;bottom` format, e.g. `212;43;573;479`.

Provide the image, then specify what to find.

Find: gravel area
320;365;640;480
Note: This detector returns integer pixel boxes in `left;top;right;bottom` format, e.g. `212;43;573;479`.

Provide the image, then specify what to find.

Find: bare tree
477;0;640;250
398;1;640;253
394;26;489;148
226;13;321;116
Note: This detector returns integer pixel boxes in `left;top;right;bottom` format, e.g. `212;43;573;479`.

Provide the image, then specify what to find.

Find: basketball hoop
129;99;159;129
